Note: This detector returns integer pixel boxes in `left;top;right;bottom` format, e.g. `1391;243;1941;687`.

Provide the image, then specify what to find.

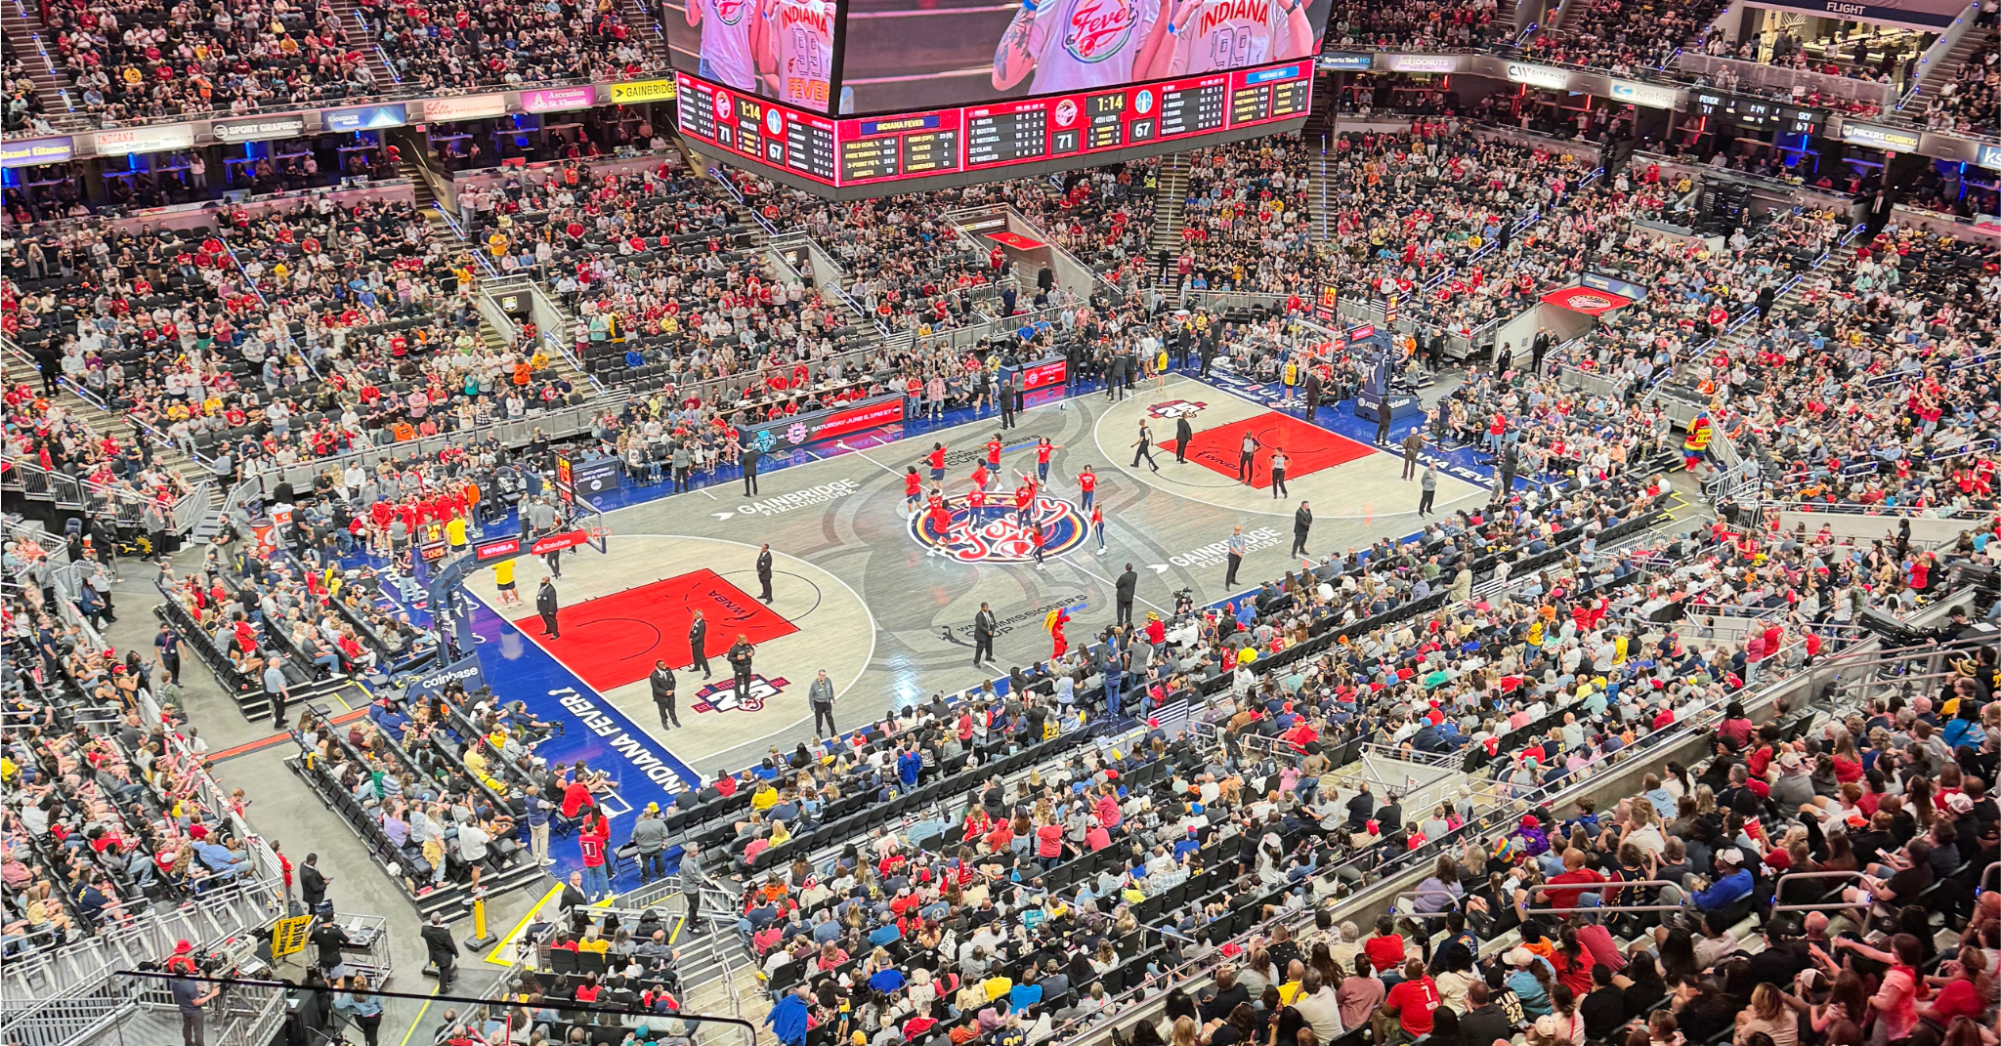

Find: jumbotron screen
662;0;1329;195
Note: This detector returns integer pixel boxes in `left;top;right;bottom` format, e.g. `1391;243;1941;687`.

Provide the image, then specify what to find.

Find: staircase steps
617;0;673;61
1901;24;1996;113
1;1;77;125
1146;154;1192;262
1309;154;1334;241
322;0;396;89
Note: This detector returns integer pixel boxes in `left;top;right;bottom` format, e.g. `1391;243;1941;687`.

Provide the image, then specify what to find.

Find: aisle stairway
1146;154;1192;263
2;1;74;125
0;340;215;502
322;0;397;88
617;0;673;61
1900;24;1996;116
1308;153;1334;241
1653;239;1857;409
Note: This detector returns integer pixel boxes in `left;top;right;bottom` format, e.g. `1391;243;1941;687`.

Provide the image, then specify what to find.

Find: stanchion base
464;933;497;951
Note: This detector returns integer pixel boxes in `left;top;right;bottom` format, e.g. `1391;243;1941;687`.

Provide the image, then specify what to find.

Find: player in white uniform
683;0;758;91
1134;0;1312;78
991;0;1167;94
754;0;835;109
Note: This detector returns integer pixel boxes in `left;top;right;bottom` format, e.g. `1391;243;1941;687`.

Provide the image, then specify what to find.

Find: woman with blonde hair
1733;982;1802;1046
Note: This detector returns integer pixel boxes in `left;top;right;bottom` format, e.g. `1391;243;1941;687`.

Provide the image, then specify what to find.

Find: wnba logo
911;497;1089;562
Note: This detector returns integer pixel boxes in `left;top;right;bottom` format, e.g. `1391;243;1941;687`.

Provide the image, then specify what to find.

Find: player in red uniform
985;436;1003;471
903;466;923;515
1077;466;1098;512
926;443;948;484
926;489;951;536
1034;437;1064;483
970;461;992;492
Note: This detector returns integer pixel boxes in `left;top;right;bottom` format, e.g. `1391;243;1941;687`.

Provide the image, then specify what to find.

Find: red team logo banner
1540;286;1633;316
1019;360;1068;390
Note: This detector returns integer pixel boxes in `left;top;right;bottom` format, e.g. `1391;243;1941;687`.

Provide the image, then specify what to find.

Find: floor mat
514;569;798;691
1160;411;1376;488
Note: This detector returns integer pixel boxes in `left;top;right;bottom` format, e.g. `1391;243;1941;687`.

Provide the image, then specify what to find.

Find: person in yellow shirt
492;558;519;606
445;516;467;551
750;782;780;812
577;925;610;954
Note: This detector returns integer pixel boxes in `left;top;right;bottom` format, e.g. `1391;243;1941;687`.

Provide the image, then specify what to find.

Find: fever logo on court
1148;399;1208;419
910;497;1089;562
693;673;789;714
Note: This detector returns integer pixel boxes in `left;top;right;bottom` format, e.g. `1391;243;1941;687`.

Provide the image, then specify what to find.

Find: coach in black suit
973;603;997;665
756;544;774;603
536;577;560;639
688;610;711;679
1115;564;1138;627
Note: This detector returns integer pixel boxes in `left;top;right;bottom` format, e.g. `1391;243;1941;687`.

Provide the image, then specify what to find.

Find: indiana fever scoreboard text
675;63;1312;199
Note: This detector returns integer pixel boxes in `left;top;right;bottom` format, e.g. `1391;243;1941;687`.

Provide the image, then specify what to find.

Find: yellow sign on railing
271;914;314;958
609;79;677;104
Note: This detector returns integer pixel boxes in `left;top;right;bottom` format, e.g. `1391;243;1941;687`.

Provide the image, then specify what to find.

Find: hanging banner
404;652;487;700
1319;52;1374;70
522;86;599;113
214;116;307;143
1980;144;2001;172
1840;123;1921;151
610;79;678;103
93;125;195;155
1389;54;1462;73
1608;79;1679;109
325;104;408;132
423;95;508;122
0;136;73;167
1505;62;1571;91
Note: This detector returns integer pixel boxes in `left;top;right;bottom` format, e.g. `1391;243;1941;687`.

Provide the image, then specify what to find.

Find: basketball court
455;374;1488;772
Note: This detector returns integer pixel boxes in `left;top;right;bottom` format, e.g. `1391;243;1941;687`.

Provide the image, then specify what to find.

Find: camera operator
168;940;220;1046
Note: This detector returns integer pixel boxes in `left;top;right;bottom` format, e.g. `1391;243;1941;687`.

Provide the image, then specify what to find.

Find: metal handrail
1769;870;1869;913
1524;879;1691;916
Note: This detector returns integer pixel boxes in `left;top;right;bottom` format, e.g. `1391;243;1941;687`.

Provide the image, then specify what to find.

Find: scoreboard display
1687;91;1825;137
677;61;1313;198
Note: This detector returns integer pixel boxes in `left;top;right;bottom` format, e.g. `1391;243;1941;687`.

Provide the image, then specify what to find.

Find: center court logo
693;673;789;714
911;497;1089;562
1147;399;1208;419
